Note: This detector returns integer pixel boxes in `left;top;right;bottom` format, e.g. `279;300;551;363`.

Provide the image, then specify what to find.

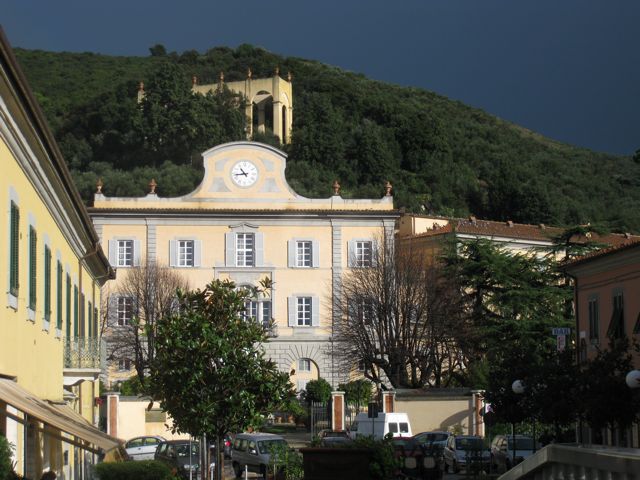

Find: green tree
338;379;372;410
0;435;14;480
150;278;292;480
302;378;332;404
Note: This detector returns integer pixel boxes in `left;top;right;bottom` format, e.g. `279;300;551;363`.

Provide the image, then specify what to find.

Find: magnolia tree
150;278;292;480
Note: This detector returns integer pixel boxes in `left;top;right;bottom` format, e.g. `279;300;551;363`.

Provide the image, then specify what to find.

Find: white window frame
170;239;202;267
225;227;263;268
298;358;311;372
297;297;312;326
243;299;272;327
288;239;319;268
288;295;319;328
117;296;134;326
109;238;141;268
117;240;134;267
348;239;376;268
236;233;255;267
178;240;194;267
117;358;132;371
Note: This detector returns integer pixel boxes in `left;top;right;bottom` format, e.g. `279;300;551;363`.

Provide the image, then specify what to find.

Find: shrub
0;435;14;480
350;436;399;480
93;460;173;480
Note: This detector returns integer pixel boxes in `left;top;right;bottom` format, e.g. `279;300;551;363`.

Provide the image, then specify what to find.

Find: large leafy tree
150;278;292;480
333;238;466;389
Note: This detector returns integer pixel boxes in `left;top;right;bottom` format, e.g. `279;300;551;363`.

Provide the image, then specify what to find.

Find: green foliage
149;278;292;480
302;378;332;404
349;436;399;480
267;442;304;480
337;379;372;408
117;376;146;396
13;45;640;232
93;460;173;480
0;435;14;480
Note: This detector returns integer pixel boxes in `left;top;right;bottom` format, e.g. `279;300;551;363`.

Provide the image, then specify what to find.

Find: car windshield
508;438;534;450
456;438;484;450
393;439;417;449
258;440;287;454
175;443;199;457
423;433;448;443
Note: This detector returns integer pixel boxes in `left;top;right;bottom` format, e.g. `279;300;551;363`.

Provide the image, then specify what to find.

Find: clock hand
240;168;248;176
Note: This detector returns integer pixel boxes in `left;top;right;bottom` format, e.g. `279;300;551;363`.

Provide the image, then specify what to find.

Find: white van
349;412;412;440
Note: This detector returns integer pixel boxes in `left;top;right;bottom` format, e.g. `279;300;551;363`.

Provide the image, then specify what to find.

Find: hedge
93;460;173;480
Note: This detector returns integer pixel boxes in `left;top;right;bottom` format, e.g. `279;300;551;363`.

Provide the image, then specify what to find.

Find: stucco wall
396;396;474;435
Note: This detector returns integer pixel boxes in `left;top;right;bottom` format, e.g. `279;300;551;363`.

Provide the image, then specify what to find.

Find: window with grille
298;358;311;372
117;297;134;326
242;299;271;327
117;359;132;371
177;240;194;267
116;240;134;267
9;201;19;296
296;241;312;267
236;233;255;267
354;241;373;267
297;297;312;326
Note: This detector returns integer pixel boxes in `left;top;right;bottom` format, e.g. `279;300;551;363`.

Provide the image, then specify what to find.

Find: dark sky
3;0;639;155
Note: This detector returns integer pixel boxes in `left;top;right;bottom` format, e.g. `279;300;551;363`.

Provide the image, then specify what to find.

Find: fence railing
63;337;101;369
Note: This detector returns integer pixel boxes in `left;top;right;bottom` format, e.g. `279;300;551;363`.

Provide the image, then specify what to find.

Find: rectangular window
177;240;194;267
66;274;71;337
29;226;37;310
88;301;93;338
9;201;19;296
44;245;51;322
352;298;374;324
73;286;78;337
117;297;134;326
56;261;63;330
236;233;255;267
588;297;599;342
296;241;312;267
116;240;134;267
355;241;373;267
608;291;625;339
298;358;311;372
297;297;312;326
243;299;271;327
117;359;131;371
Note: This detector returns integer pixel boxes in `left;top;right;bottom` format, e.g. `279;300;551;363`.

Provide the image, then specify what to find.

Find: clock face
230;161;259;187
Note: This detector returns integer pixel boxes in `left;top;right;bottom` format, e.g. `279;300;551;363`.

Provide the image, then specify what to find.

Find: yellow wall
396;397;474;434
117;399;187;441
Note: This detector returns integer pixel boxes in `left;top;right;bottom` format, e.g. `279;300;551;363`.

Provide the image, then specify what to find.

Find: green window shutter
94;306;99;338
73;285;78;337
9;201;19;296
66;274;71;337
88;301;93;337
44;245;51;321
29;226;37;310
56;261;63;330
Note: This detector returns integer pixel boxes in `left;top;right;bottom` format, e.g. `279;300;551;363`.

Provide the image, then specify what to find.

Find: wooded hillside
14;45;640;232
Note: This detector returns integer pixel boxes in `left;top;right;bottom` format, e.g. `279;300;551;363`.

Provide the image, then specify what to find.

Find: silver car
124;435;165;461
231;432;289;478
490;435;537;472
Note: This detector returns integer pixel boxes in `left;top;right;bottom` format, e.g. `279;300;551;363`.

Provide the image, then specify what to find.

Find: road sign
552;327;571;336
557;334;566;352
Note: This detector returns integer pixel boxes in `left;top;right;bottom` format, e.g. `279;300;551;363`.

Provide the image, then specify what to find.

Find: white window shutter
288;240;296;268
312;239;319;268
107;295;118;327
255;232;264;266
371;240;378;267
169;240;177;267
108;240;116;266
288;297;297;327
311;296;320;326
194;240;202;267
133;240;141;266
347;240;355;268
225;233;235;267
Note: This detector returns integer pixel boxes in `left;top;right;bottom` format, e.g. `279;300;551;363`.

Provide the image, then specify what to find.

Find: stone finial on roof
96;178;103;194
332;180;341;196
149;178;157;194
469;215;477;224
385;181;393;196
287;71;292;82
247;67;252;79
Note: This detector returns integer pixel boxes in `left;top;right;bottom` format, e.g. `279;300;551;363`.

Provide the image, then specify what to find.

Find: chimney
506;220;514;227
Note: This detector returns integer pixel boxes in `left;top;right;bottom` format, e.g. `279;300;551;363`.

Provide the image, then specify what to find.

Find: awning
0;378;119;452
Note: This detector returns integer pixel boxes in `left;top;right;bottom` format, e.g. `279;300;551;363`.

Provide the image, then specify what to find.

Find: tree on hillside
104;261;189;392
150;278;292;480
333;238;467;389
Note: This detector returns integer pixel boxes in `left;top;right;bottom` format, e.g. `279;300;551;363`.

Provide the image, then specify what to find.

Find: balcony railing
63;337;102;369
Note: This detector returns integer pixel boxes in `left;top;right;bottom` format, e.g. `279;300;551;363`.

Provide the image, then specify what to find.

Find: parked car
413;432;450;469
392;437;443;479
443;435;490;473
155;439;213;479
124;435;165;461
318;429;352;447
231;432;289;478
490;435;538;472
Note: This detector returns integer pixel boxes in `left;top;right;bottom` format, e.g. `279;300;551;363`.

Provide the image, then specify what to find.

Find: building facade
90;141;397;390
0;29;117;479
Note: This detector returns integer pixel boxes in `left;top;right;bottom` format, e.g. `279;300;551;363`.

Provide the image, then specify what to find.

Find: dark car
392;437;443;480
155;439;213;479
318;429;352;447
443;435;490;474
413;432;449;469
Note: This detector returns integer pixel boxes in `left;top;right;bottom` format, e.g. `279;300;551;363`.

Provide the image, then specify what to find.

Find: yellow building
90;141;397;391
0;29;117;479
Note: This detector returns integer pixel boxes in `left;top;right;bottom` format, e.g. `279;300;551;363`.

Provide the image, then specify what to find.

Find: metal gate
310;401;331;438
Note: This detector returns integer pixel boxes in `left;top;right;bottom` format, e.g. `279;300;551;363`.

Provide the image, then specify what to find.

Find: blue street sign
552;327;571;336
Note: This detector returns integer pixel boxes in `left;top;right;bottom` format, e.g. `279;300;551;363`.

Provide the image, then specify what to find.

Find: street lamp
511;380;525;466
625;370;640;389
